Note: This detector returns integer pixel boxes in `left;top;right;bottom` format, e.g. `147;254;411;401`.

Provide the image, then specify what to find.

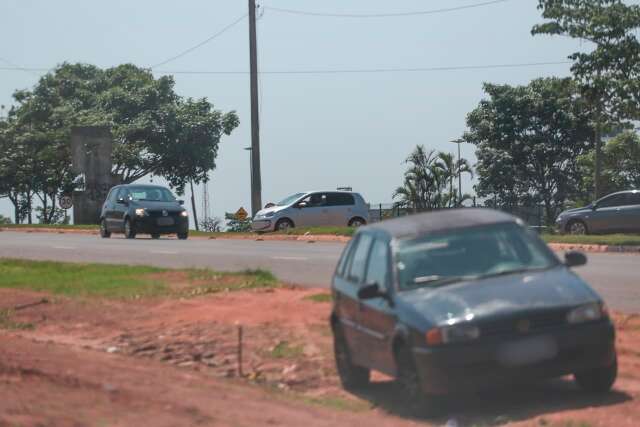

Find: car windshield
127;187;176;202
396;222;559;290
277;192;306;206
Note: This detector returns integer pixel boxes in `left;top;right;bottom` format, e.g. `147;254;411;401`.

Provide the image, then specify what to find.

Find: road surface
0;231;638;312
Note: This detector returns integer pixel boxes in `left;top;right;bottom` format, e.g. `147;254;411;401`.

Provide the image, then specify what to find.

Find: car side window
327;193;355;206
598;194;626;208
365;239;390;291
625;193;640;206
347;234;373;283
336;238;357;277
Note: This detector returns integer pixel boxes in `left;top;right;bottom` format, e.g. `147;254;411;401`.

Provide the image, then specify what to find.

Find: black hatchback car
100;184;189;239
331;209;616;408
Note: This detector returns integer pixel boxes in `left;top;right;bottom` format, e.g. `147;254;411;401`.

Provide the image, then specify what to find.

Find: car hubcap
351;220;363;227
569;222;586;235
101;221;107;234
125;222;130;236
278;222;290;231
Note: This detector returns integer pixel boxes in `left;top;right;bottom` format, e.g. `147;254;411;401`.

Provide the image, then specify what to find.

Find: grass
0;259;279;299
0;309;35;330
1;223;98;230
304;293;333;303
542;233;640;246
269;341;304;359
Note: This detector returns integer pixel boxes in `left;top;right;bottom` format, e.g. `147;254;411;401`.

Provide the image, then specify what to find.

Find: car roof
365;208;519;240
114;184;169;189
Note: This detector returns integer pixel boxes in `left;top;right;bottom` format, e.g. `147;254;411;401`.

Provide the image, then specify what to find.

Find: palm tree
393;146;445;212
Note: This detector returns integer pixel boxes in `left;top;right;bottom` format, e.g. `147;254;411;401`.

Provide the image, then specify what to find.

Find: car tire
275;218;294;232
151;233;160;239
574;353;617;393
123;218;136;239
177;232;188;240
333;328;370;390
566;219;588;235
100;219;111;238
348;217;366;228
395;345;444;417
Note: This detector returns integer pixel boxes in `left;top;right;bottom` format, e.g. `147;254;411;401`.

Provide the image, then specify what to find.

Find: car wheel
124;218;136;239
275;218;294;232
567;220;588;235
151;233;160;239
333;328;370;390
100;219;111;238
395;345;443;416
177;232;188;240
348;217;366;228
575;353;617;393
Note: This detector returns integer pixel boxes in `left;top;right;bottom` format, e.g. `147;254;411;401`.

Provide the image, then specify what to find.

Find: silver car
556;190;640;234
251;191;370;232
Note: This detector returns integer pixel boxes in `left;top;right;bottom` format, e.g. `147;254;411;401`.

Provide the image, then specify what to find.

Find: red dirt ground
1;287;639;427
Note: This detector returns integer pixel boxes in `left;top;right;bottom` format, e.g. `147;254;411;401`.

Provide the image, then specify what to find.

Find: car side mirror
565;251;587;268
591;204;598;211
297;201;307;209
178;200;184;205
116;197;128;205
358;283;385;300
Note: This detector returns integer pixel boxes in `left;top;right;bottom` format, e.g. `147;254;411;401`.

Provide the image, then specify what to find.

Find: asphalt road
0;231;638;313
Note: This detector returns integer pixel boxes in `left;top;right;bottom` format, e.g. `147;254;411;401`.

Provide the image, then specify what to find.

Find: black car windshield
396;222;559;290
277;192;305;206
127;187;176;202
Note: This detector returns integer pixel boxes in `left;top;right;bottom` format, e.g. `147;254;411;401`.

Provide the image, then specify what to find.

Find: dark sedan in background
100;184;189;239
556;190;640;234
331;209;616;412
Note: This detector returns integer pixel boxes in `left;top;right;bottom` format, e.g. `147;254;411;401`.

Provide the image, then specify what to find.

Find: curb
547;243;640;254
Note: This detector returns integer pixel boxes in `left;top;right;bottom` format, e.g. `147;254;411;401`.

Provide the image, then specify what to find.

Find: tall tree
532;0;640;197
463;78;593;224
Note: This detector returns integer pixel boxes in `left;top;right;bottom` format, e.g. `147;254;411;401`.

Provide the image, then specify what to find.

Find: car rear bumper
132;216;189;235
412;320;616;394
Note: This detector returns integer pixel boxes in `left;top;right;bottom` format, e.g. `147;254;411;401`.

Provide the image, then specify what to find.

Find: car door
326;192;355;226
333;233;373;367
294;192;329;227
589;194;627;233
620;192;640;232
356;236;397;376
103;188;118;230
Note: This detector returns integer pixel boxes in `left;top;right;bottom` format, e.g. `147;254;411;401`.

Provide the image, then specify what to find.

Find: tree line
0;63;239;224
395;1;640;225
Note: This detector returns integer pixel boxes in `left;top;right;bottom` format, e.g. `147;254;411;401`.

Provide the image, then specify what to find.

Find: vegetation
0;214;11;225
304;293;333;303
269;341;304;359
0;63;239;224
0;259;278;298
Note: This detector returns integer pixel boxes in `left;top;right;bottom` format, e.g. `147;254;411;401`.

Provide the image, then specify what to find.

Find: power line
264;0;512;18
0;61;572;76
150;13;248;69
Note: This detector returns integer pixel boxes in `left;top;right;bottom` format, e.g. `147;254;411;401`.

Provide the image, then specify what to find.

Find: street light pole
248;0;262;217
450;139;464;207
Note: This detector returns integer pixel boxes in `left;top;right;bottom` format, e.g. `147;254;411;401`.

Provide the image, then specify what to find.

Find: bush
0;215;12;225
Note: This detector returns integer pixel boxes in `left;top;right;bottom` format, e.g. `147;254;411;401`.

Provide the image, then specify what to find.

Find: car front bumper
132;216;189;235
251;219;274;232
412;319;616;394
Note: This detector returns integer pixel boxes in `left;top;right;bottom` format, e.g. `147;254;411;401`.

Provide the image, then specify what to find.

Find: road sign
59;195;73;210
235;207;249;221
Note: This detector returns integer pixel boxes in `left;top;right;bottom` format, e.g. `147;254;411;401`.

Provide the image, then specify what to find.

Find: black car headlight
426;323;480;346
567;302;607;324
135;208;147;217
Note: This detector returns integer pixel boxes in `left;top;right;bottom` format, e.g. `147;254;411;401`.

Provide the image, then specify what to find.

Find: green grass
1;223;99;230
304;293;333;303
269;341;304;359
0;259;278;299
0;309;35;330
542;233;640;246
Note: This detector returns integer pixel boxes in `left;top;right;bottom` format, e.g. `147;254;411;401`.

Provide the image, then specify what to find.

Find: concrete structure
70;127;119;224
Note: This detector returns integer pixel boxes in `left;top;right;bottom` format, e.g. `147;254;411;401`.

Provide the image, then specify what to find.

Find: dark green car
331;209;616;409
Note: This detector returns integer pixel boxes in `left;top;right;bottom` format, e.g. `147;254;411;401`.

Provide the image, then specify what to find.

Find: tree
463;78;593;224
532;0;640;197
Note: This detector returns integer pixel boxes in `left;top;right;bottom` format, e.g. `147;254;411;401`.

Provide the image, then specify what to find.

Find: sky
0;0;584;223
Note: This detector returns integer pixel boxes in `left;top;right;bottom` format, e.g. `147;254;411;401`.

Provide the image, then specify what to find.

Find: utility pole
248;0;262;217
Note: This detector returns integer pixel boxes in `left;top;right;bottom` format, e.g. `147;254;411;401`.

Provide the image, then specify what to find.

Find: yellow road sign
235;207;249;221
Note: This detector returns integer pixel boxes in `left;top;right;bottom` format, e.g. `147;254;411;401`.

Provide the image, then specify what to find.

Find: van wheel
275;218;294;232
567;220;588;235
334;328;370;390
348;217;366;228
124;218;136;239
575;353;617;393
100;219;111;238
177;232;188;240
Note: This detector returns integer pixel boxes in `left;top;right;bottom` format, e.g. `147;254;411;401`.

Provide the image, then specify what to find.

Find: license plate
497;336;558;367
157;217;174;226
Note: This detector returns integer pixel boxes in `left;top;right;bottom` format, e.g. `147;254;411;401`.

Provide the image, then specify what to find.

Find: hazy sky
0;0;583;222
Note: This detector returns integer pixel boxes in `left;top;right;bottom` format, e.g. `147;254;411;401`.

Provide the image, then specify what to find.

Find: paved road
0;231;638;312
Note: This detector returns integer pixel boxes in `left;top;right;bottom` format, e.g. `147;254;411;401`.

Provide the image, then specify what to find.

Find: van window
348;234;373;283
365;239;390;290
327;193;355;206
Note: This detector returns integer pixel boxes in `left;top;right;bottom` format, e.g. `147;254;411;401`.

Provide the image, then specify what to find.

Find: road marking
271;256;309;261
52;246;76;250
150;250;179;255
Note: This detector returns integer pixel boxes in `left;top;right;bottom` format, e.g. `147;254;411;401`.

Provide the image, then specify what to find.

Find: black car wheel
151;233;160;239
100;219;111;238
348;217;366;228
177;232;188;240
575;353;617;393
567;219;588;235
275;218;294;232
333;328;370;390
124;218;136;239
395;345;443;416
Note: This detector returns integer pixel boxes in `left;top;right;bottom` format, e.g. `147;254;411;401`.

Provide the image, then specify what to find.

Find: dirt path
1;288;640;426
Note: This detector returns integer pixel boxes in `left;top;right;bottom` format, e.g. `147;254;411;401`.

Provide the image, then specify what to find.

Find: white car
252;191;369;232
